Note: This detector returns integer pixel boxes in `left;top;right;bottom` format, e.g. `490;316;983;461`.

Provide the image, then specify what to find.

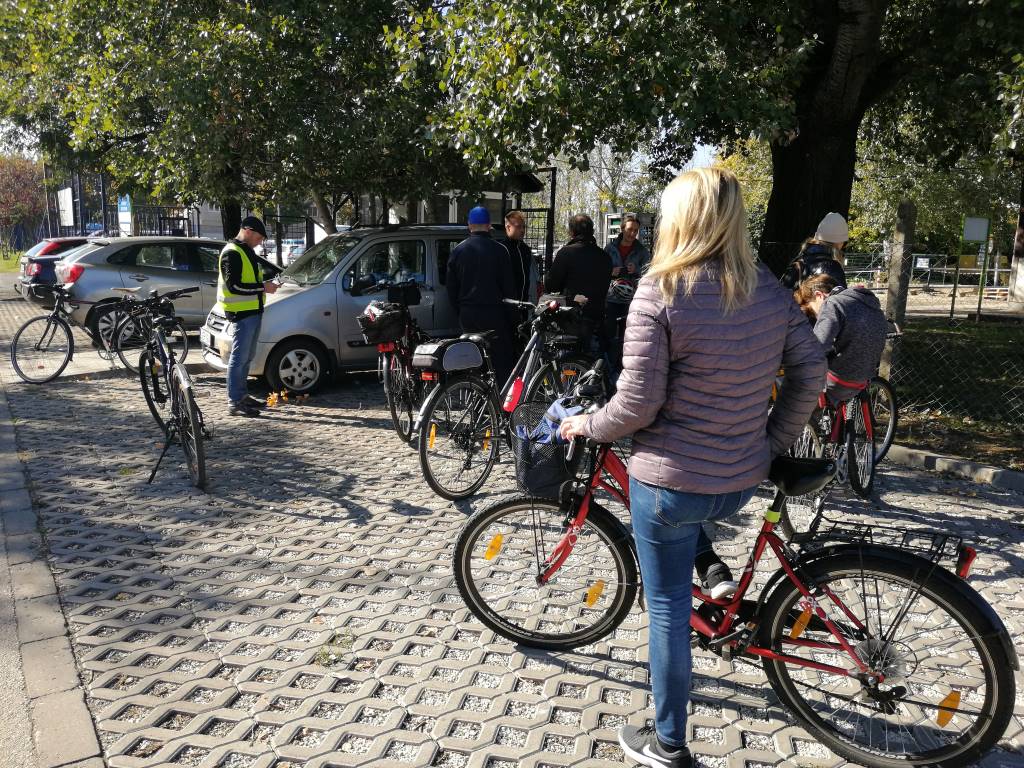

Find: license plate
200;329;211;348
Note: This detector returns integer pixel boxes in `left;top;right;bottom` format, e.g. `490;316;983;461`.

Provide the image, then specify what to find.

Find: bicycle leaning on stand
413;297;595;500
453;362;1017;768
133;287;209;490
10;284;90;384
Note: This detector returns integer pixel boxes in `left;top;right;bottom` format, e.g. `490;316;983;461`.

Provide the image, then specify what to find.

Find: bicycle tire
139;349;171;434
523;356;592;403
848;396;875;498
869;376;898;462
384;353;417;443
454;496;638;650
761;552;1015;767
782;424;827;540
174;368;207;490
10;315;74;384
418;375;499;500
114;316;189;373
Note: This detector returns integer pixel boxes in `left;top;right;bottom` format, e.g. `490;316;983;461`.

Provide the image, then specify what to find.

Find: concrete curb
886;444;1024;492
0;381;104;767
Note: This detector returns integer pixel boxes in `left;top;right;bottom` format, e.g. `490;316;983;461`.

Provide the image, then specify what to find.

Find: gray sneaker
618;725;692;767
228;401;260;418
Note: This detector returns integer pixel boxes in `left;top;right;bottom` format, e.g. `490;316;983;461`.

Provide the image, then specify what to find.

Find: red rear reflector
421;371;437;381
956;546;977;579
377;342;396;353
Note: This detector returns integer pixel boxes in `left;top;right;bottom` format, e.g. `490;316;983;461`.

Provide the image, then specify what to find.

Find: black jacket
446;231;515;311
546;235;613;324
781;243;847;289
496;236;536;303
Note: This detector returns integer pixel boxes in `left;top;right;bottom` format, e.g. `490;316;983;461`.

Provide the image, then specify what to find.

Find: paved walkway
0;289;1022;768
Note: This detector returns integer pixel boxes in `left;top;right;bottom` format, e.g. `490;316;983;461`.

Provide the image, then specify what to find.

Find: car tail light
57;263;85;284
26;263;41;277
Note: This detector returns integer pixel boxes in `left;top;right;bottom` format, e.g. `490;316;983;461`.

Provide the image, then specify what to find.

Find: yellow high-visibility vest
216;242;263;314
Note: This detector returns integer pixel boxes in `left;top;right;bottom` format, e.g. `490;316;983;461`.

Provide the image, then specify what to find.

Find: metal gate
134;206;197;236
262;214;312;267
502;166;557;279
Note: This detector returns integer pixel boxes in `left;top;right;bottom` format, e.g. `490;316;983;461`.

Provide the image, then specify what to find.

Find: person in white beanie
780;212;849;289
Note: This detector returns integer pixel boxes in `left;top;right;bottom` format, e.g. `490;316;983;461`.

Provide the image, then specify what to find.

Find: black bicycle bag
412;338;485;372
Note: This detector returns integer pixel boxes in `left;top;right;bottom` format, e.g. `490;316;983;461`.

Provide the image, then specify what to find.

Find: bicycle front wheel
848;396;876;498
174;370;207;490
869;376;898;462
454;496;638;650
783;424;828;540
11;315;74;384
139;349;170;434
524;356;591;403
761;553;1015;768
385;353;417;443
418;376;499;500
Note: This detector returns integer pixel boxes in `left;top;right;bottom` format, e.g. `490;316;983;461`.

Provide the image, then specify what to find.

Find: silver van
200;225;470;392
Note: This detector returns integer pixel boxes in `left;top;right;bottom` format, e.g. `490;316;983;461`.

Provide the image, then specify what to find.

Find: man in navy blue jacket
446;206;516;382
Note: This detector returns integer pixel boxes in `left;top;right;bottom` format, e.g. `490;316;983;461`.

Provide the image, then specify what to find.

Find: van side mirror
350;273;376;296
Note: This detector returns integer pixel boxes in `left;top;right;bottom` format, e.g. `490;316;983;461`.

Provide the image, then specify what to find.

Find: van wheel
264;338;330;393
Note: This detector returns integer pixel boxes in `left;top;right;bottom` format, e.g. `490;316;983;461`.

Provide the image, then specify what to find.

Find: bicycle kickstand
147;428;176;484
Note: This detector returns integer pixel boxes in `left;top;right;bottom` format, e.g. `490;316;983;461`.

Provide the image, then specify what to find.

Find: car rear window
25;242;48;257
51;240;87;254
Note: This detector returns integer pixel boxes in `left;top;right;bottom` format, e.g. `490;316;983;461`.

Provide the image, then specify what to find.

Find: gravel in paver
0;293;1022;768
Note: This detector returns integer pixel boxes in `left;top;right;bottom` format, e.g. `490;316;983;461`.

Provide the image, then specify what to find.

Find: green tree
0;154;44;248
392;0;1021;272
0;0;476;237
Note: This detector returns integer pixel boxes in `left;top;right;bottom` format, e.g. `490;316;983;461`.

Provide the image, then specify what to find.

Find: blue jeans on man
628;477;757;749
226;314;262;404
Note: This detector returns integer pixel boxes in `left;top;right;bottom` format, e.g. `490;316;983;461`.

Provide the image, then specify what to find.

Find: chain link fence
884;320;1024;427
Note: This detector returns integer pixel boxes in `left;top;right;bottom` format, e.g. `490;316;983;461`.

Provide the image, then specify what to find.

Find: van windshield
280;235;362;286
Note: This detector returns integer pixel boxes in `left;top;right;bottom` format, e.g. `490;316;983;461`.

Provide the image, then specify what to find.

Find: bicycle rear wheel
418;375;499;500
174;369;207;490
454;496;638;650
114;316;189;373
524;356;591;403
761;553;1015;767
384;353;417;443
868;376;898;462
139;349;170;434
11;315;74;384
848;396;875;498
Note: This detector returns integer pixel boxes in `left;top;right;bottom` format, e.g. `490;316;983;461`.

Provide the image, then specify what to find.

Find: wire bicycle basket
509;402;582;498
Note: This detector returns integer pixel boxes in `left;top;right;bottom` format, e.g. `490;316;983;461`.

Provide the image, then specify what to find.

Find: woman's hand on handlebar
559;414;590;442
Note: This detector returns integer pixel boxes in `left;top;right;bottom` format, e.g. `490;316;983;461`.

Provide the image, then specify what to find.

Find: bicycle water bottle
503;377;524;412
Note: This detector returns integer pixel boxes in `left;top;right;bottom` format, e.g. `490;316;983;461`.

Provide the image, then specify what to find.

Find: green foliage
0;0;476;229
0;154;44;229
715;138;772;244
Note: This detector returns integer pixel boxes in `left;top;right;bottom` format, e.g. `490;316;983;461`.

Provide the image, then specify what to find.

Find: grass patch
0;254;22;273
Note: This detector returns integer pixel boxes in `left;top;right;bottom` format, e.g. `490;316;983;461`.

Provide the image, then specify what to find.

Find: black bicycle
100;289;190;374
134;287;208;490
10;285;83;383
415;298;594;500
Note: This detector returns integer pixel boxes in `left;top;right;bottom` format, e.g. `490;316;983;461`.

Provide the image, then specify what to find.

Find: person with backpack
780;212;849;289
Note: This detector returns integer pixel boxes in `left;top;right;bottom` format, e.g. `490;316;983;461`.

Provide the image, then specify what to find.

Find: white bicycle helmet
608;278;635;303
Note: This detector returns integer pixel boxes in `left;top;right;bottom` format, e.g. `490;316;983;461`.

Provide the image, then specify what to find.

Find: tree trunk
220;200;241;239
1014;160;1024;265
310;188;338;234
759;127;859;275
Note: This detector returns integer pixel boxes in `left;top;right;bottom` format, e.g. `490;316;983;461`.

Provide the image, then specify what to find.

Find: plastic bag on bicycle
510;400;585;497
513;399;585;444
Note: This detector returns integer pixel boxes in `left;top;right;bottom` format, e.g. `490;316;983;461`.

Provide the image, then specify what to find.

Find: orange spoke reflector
562;370;578;377
937;690;960;727
484;534;503;560
790;607;812;639
428;423;437;449
585;580;606;607
482;428;491;451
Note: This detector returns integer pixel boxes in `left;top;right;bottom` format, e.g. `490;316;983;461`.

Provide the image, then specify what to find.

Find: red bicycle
453;366;1017;767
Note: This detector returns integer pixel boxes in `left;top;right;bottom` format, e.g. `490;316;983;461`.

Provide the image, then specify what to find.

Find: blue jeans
629;477;757;748
227;314;262;403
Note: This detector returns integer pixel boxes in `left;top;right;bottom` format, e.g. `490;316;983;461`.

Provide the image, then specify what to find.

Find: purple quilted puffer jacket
584;264;826;494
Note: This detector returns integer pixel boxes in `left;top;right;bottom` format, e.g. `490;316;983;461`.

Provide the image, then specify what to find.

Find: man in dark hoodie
795;273;889;404
546;214;613;331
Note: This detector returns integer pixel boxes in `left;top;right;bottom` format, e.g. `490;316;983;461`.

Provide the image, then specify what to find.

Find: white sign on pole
915;257;930;269
117;195;133;236
57;187;74;227
963;217;989;242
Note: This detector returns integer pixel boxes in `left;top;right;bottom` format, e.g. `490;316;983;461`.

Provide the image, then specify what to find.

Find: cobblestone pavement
1;293;1023;768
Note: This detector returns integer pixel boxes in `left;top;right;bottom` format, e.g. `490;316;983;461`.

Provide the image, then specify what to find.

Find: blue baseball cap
467;206;491;225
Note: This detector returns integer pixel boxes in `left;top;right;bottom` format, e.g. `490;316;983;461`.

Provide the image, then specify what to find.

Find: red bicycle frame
537;443;875;681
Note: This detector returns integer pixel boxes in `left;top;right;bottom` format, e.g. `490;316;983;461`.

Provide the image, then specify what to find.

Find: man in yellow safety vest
217;216;279;416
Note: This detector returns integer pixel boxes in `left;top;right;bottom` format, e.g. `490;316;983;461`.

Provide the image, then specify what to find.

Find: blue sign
117;195;131;213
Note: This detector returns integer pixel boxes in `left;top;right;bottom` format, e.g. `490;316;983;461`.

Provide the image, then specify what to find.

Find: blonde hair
647;167;757;312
